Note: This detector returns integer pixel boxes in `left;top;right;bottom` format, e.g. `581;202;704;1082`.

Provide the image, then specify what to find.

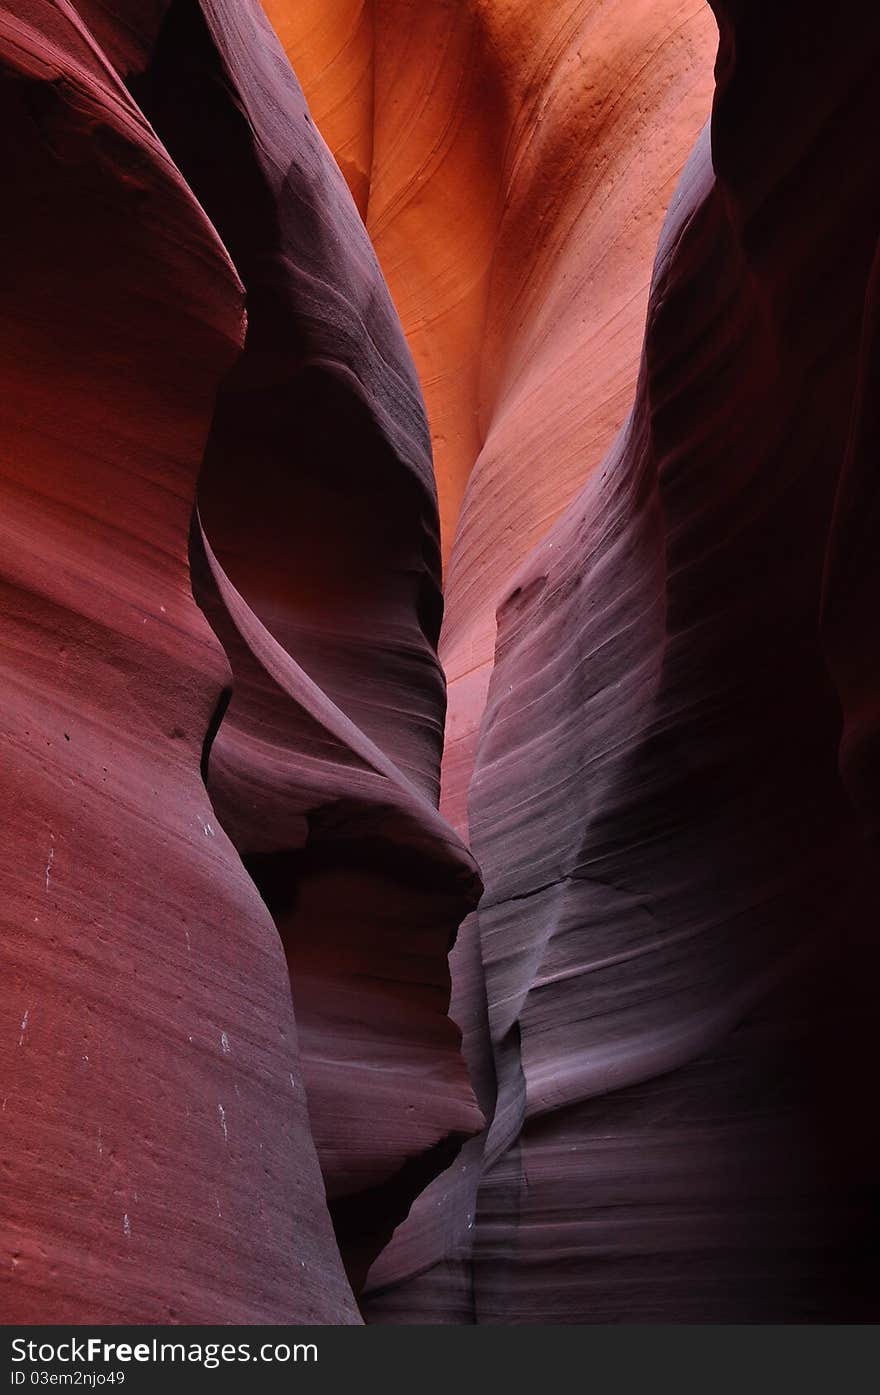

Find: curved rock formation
1;0;478;1322
127;0;483;1291
266;0;718;836
264;0;722;1316
0;0;355;1323
366;0;880;1323
3;0;879;1328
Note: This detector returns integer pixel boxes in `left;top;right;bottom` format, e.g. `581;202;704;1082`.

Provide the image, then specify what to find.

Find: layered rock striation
363;0;880;1322
0;0;479;1322
2;0;879;1326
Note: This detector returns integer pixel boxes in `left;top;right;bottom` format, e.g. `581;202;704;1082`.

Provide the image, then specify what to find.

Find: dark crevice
330;1132;471;1302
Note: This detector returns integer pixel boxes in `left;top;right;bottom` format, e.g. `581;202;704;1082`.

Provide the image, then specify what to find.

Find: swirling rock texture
266;0;721;1318
267;0;880;1323
0;0;358;1323
0;0;478;1322
365;1;879;1322
266;0;718;840
126;0;483;1298
2;0;880;1328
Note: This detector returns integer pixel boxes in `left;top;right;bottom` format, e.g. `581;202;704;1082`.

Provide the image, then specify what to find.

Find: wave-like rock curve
3;0;879;1326
1;0;480;1322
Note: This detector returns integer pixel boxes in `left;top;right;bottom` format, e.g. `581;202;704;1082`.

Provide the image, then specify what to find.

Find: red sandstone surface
1;0;879;1325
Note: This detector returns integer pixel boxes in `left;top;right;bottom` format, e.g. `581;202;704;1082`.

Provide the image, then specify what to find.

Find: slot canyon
1;0;878;1324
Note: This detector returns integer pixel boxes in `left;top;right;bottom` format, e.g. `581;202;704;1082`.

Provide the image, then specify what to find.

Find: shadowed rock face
0;0;356;1324
127;0;483;1293
0;0;478;1321
267;0;722;1316
3;0;880;1326
369;2;880;1322
268;0;880;1322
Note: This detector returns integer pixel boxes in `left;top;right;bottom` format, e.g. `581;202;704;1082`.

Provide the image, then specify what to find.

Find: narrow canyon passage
269;0;880;1323
1;0;879;1327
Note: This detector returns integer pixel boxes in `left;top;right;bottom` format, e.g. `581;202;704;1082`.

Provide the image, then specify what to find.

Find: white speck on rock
203;822;215;838
289;1073;296;1090
44;846;54;891
17;1009;29;1047
218;1103;228;1143
216;1197;222;1218
123;1214;131;1239
220;1032;230;1055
